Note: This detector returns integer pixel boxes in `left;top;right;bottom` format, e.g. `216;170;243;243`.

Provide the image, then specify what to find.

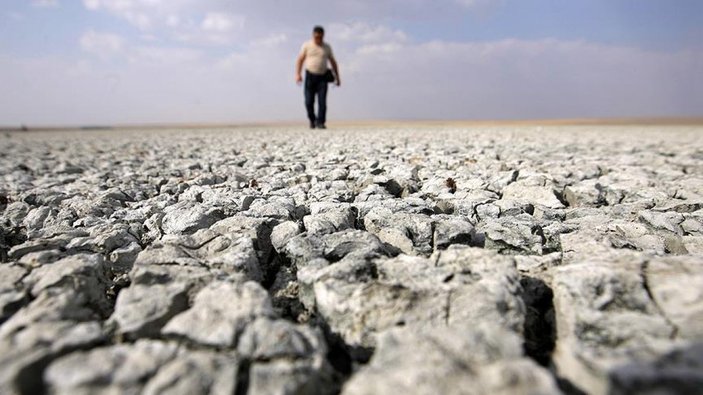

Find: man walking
295;26;340;129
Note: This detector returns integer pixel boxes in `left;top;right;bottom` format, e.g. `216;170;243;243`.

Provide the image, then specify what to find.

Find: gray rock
514;252;563;275
207;216;277;278
137;229;263;282
0;321;106;395
354;184;395;202
652;200;703;214
56;162;84;174
134;242;205;267
62;194;120;218
0;265;27;293
8;238;69;260
270;221;302;252
386;165;421;197
162;281;274;347
487;169;519;193
342;324;559;395
354;197;435;218
432;215;475;249
303;206;356;236
559;214;614;263
161;202;225;235
3;201;31;227
238;317;326;361
129;263;216;291
502;181;564;209
0;291;26;324
269;264;306;320
363;207;433;255
304;246;525;349
193;236;262;281
245;196;302;220
645;256;703;339
551;258;684;395
44;340;179;395
142;212;165;243
563;180;603;207
209;215;276;244
1;320;105;355
108;241;142;271
0;289;104;340
681;215;703;235
16;249;63;267
418;176;460;197
606;221;666;254
0;264;28;323
110;283;189;338
639;210;685;235
308;180;355;202
22;254;111;316
65;226;139;255
22;206;56;231
142;351;240;395
481;214;547;255
683;235;703;254
238;317;337;395
607;343;703;395
474;201;501;221
663;234;688;254
282;230;390;269
247;359;337;395
494;199;536;217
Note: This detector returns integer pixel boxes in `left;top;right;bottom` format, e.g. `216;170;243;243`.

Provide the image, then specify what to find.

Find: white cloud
79;30;125;59
192;12;246;44
455;0;498;7
82;0;99;10
454;0;505;14
31;0;59;8
81;0;168;30
79;29;203;66
165;14;181;27
201;12;244;33
330;22;408;45
82;1;249;44
356;42;403;55
128;46;202;65
126;13;152;30
336;38;703;119
6;12;24;20
78;1;498;47
250;33;288;48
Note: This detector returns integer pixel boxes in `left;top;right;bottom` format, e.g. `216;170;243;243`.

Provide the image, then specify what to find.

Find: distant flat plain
2;117;703;133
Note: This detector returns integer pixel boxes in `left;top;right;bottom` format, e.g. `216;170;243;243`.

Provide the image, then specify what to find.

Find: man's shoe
316;124;326;129
309;123;316;129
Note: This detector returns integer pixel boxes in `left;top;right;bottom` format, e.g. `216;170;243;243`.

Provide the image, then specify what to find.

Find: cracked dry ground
1;125;702;395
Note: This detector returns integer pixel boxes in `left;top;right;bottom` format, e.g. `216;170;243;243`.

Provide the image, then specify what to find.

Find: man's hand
329;56;340;87
295;52;305;85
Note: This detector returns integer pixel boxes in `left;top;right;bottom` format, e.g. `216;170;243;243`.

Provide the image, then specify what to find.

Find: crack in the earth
640;260;680;340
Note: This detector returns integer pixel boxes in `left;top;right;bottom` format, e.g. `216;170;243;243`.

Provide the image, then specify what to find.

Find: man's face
313;32;323;45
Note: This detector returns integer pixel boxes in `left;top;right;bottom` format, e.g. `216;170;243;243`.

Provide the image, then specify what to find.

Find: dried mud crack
1;125;703;395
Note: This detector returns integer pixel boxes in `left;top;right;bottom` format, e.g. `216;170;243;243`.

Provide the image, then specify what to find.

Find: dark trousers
304;70;328;126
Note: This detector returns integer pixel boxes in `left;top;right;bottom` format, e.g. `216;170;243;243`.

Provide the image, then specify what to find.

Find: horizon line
2;116;703;132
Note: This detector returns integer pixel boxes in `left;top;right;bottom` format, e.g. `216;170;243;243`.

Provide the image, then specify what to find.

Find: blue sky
1;0;701;125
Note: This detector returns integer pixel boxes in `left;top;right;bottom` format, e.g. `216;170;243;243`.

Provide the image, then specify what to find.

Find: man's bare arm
330;56;340;86
295;53;305;84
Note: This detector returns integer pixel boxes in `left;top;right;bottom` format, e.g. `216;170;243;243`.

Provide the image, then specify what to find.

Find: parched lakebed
1;125;702;394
